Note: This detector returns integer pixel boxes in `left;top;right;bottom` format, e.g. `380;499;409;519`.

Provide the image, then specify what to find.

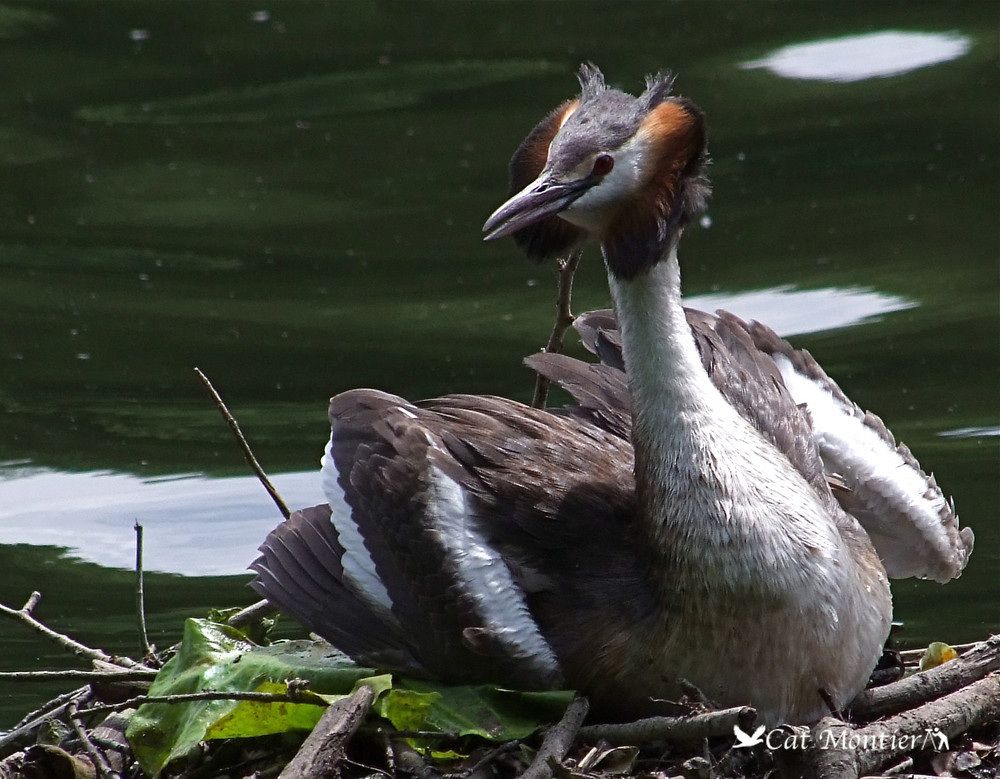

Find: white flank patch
321;433;397;620
773;354;959;580
425;464;562;676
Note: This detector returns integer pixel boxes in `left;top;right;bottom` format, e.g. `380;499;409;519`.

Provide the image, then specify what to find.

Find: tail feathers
250;504;426;674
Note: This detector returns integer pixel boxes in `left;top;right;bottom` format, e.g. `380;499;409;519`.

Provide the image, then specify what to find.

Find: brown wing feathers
258;390;630;687
251;379;647;689
328;392;544;684
523;353;631;440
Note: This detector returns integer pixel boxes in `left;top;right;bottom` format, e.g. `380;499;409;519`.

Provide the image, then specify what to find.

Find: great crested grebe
251;64;972;725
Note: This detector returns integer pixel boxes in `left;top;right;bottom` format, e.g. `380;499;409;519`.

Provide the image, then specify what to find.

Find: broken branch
580;704;757;745
520;695;589;779
0;594;145;671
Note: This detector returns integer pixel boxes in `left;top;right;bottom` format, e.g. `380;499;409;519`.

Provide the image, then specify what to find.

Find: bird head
483;63;710;279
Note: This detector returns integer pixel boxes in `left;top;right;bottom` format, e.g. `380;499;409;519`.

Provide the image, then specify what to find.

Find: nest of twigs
1;586;998;779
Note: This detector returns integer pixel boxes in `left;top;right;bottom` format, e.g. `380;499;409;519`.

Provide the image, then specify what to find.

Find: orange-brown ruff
252;64;972;725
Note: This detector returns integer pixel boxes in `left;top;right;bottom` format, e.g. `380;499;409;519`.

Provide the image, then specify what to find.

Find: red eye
592;154;614;176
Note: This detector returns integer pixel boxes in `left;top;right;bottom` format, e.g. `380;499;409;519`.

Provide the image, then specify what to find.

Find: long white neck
607;243;745;494
606;243;844;598
608;245;722;414
596;234;890;726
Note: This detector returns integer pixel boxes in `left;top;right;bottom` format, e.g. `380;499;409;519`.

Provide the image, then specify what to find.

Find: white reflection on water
741;31;971;83
939;426;1000;439
0;469;323;577
684;284;914;336
0;285;916;577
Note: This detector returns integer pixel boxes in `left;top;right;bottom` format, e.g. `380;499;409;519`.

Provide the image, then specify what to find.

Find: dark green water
1;2;997;726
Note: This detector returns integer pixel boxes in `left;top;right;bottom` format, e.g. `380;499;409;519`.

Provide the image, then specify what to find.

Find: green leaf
382;680;575;741
375;688;439;732
204;681;327;739
125;618;575;776
125;618;377;776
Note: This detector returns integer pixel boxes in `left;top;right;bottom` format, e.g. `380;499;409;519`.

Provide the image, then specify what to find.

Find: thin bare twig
0;687;92;753
194;367;290;519
897;641;982;663
877;756;915;775
67;701;122;779
532;249;583;409
0;669;157;682
21;591;41;615
134;521;154;659
457;740;522;778
0;594;146;670
12;685;90;730
341;757;395;779
580;704;757;744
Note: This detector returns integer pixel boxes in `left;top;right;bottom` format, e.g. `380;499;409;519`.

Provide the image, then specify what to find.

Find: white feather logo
733;724;766;747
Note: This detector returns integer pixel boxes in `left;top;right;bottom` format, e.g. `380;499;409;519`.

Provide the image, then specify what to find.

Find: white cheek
560;139;649;232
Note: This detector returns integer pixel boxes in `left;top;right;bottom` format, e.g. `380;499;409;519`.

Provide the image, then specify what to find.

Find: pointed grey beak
482;171;594;241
